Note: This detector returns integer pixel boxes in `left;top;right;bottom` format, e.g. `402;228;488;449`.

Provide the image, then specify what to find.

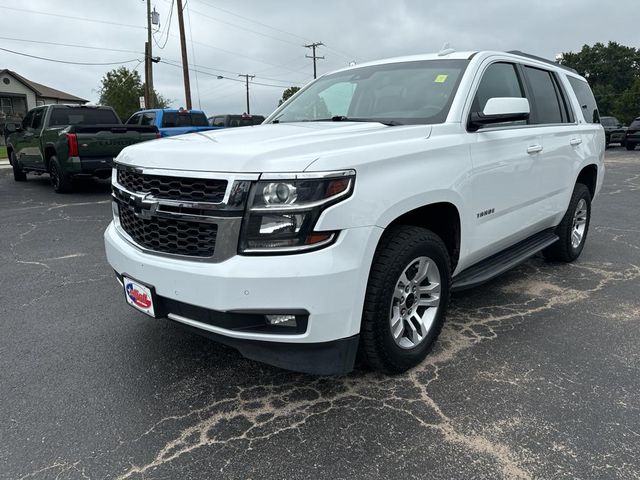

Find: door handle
570;138;582;146
527;145;543;154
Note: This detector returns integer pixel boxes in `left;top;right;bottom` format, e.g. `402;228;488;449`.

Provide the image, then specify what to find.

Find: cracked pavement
1;149;639;479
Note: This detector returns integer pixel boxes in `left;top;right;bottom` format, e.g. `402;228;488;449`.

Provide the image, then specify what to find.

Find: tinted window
22;110;34;129
271;59;469;125
31;109;45;129
226;115;265;127
49;108;120;126
472;62;524;112
162;112;209;127
630;118;640;129
600;116;619;127
524;66;563;124
210;116;225;127
140;112;156;126
126;114;141;125
568;77;599;123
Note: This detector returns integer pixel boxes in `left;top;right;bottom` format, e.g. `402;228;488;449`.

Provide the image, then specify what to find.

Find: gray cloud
1;0;636;118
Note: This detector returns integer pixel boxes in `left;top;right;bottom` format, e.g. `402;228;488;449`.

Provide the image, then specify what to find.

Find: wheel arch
576;163;597;198
44;143;57;169
381;201;461;271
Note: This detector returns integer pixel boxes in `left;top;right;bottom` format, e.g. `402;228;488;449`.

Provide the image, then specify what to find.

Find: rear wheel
49;156;73;193
543;183;591;262
360;226;451;373
626;142;636;151
10;151;26;182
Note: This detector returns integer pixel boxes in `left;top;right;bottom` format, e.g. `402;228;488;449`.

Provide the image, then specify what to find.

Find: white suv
104;50;604;375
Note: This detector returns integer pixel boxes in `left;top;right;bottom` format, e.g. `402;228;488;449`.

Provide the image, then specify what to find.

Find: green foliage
98;67;170;121
559;42;640;124
279;86;301;106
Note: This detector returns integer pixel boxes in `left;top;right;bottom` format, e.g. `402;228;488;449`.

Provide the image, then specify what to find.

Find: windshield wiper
329;116;403;126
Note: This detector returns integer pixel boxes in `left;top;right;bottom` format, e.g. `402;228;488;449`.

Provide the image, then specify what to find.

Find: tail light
66;133;79;156
155;131;161;139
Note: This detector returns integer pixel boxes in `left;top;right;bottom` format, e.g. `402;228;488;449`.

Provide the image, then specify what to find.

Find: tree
559;42;640;124
98;67;170;121
278;86;301;106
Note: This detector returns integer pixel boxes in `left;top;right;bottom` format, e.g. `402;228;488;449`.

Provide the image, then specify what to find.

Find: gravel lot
1;149;639;479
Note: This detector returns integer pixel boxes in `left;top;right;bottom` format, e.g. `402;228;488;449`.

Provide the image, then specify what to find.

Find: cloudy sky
1;0;638;118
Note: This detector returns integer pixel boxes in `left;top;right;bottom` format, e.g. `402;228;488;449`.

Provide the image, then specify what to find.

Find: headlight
239;170;355;253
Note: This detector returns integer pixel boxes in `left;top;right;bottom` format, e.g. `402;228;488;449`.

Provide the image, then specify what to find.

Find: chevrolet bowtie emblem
128;193;159;220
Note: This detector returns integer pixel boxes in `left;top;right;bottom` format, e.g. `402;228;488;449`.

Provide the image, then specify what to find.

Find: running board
452;229;559;291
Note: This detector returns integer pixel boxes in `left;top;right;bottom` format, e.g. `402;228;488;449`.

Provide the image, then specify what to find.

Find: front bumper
105;222;382;373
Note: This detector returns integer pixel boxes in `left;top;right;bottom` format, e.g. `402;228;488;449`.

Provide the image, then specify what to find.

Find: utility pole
238;74;255;115
145;0;154;108
304;42;325;79
176;0;192;109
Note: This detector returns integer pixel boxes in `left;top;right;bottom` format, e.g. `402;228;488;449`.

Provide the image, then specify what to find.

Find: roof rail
506;50;578;74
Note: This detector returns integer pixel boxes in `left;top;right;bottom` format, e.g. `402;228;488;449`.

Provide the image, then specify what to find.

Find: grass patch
0;146;7;159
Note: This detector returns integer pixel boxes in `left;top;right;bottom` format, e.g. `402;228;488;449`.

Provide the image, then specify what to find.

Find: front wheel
49;156;73;193
360;226;451;373
543;183;591;262
626;142;636;151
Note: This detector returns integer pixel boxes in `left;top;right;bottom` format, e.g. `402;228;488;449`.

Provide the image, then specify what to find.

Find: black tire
626;142;636;151
49;156;73;193
10;151;26;182
360;225;451;373
543;183;591;262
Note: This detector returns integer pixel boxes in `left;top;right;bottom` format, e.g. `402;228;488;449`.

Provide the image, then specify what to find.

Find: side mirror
4;123;20;134
469;97;530;131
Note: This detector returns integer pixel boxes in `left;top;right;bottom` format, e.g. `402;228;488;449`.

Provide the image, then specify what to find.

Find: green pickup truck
6;105;159;193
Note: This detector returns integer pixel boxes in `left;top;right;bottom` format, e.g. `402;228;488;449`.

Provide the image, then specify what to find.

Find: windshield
269;59;469;126
162;112;209;128
49;108;120;126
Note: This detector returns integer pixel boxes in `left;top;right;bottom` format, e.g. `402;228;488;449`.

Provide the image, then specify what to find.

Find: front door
466;61;543;264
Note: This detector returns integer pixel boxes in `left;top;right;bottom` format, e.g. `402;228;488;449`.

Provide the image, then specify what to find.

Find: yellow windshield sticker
434;74;448;83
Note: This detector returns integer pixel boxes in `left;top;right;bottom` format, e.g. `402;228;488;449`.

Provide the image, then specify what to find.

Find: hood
117;122;432;173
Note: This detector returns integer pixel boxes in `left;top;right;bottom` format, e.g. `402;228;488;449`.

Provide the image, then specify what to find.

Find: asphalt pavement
1;149;639;479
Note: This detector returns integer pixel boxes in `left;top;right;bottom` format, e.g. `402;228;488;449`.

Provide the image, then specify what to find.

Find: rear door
520;65;577;221
466;61;544;262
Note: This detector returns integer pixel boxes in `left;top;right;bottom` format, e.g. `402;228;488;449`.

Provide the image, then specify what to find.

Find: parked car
105;50;604;375
127;108;220;137
208;114;265;128
6;105;159;192
600;115;627;148
624;117;640;150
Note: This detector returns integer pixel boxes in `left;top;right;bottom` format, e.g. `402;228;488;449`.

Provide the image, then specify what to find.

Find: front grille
118;206;217;257
117;169;227;203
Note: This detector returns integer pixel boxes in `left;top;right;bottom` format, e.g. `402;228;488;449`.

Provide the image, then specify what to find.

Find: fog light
265;314;297;327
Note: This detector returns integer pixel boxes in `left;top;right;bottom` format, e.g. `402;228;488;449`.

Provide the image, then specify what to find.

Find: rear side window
162;112;209;128
630;118;640;129
567;77;599;123
49;108;120;126
523;66;564;124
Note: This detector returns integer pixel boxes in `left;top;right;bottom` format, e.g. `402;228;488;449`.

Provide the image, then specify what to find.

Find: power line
0;5;145;30
159;60;298;88
0;46;140;66
0;35;144;55
191;0;356;60
153;0;175;50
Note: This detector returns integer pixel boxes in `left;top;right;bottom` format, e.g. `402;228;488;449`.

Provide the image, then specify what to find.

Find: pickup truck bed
6;104;159;192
